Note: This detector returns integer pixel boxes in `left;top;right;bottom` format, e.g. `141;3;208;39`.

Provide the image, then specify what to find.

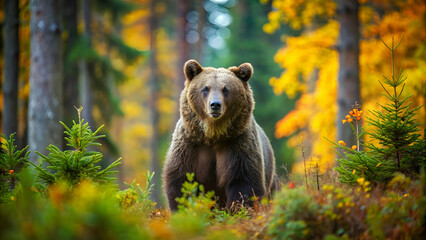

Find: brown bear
162;60;277;211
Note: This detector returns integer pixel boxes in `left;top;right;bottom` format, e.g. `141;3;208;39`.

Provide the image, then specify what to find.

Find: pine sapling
30;107;121;190
333;36;425;185
0;134;29;199
366;35;424;176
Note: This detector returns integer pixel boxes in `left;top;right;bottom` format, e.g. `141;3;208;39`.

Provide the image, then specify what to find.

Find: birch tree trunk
337;0;360;153
2;0;19;136
28;0;63;163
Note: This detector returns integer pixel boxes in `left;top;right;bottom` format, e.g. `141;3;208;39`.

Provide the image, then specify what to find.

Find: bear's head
181;59;254;140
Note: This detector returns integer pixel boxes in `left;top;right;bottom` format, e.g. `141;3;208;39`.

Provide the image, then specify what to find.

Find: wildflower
347;118;353;123
345;115;351;119
323;184;334;191
338;140;346;146
352;169;356;174
357;178;365;186
342;119;346;124
403;193;409;197
336;193;344;199
288;182;295;189
9;170;14;176
11;196;15;201
351;145;357;150
376;162;382;167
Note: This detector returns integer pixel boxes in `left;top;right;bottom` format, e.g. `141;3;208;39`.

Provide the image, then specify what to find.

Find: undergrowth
0;40;425;240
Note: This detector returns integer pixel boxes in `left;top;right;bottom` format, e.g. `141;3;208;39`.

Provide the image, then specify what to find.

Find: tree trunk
28;0;63;163
149;0;162;205
195;0;205;61
176;0;190;122
2;0;19;137
80;0;93;127
337;0;360;154
62;0;79;135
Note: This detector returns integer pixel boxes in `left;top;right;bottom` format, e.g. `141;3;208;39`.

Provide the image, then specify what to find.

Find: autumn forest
0;0;425;239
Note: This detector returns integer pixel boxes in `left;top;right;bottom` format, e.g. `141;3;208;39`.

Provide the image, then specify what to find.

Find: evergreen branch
378;80;392;97
381;38;391;51
394;34;404;50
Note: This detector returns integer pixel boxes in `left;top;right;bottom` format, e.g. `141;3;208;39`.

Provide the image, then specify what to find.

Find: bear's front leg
162;166;187;211
216;147;266;208
225;178;265;208
162;135;200;211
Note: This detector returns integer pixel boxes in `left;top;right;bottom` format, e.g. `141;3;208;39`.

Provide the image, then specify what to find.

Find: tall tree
28;0;63;163
176;0;190;112
62;0;79;131
336;0;360;152
148;0;162;204
2;0;19;136
80;0;94;127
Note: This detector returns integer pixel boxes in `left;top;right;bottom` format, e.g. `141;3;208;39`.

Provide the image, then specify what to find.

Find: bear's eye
202;86;209;97
222;87;229;96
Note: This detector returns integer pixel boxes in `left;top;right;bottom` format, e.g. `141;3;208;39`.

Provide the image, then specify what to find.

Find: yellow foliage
264;0;336;31
111;1;177;185
121;100;144;119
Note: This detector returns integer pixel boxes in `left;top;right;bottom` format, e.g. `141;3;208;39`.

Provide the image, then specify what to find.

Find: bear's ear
229;63;253;82
184;60;203;81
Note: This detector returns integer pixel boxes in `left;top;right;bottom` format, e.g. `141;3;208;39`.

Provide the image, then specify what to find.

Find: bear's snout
209;100;222;119
210;101;222;111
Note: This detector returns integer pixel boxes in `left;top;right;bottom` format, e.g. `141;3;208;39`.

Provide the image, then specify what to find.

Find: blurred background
0;0;424;205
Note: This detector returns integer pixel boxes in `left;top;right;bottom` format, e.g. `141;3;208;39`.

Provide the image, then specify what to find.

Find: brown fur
162;60;277;211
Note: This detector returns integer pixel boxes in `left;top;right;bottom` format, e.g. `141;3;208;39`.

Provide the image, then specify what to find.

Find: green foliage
366;37;425;175
169;173;216;238
175;173;216;214
334;37;425;185
366;174;424;238
117;171;156;212
0;133;29;201
268;188;320;239
334;145;397;185
30;109;121;191
0;170;150;240
267;175;424;239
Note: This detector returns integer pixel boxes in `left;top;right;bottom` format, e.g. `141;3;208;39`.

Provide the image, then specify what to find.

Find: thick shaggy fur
162;60;277;211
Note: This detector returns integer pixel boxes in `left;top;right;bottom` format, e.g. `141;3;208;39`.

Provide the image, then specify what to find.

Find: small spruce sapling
333;36;425;185
0;134;29;200
30;107;121;191
366;36;425;176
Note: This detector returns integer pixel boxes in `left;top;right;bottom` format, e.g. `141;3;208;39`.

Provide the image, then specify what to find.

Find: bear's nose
210;101;222;111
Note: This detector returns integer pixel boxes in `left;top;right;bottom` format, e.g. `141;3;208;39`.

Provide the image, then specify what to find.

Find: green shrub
0;169;150;240
0;133;29;202
334;37;425;185
117;171;156;213
30;108;121;191
268;188;321;239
